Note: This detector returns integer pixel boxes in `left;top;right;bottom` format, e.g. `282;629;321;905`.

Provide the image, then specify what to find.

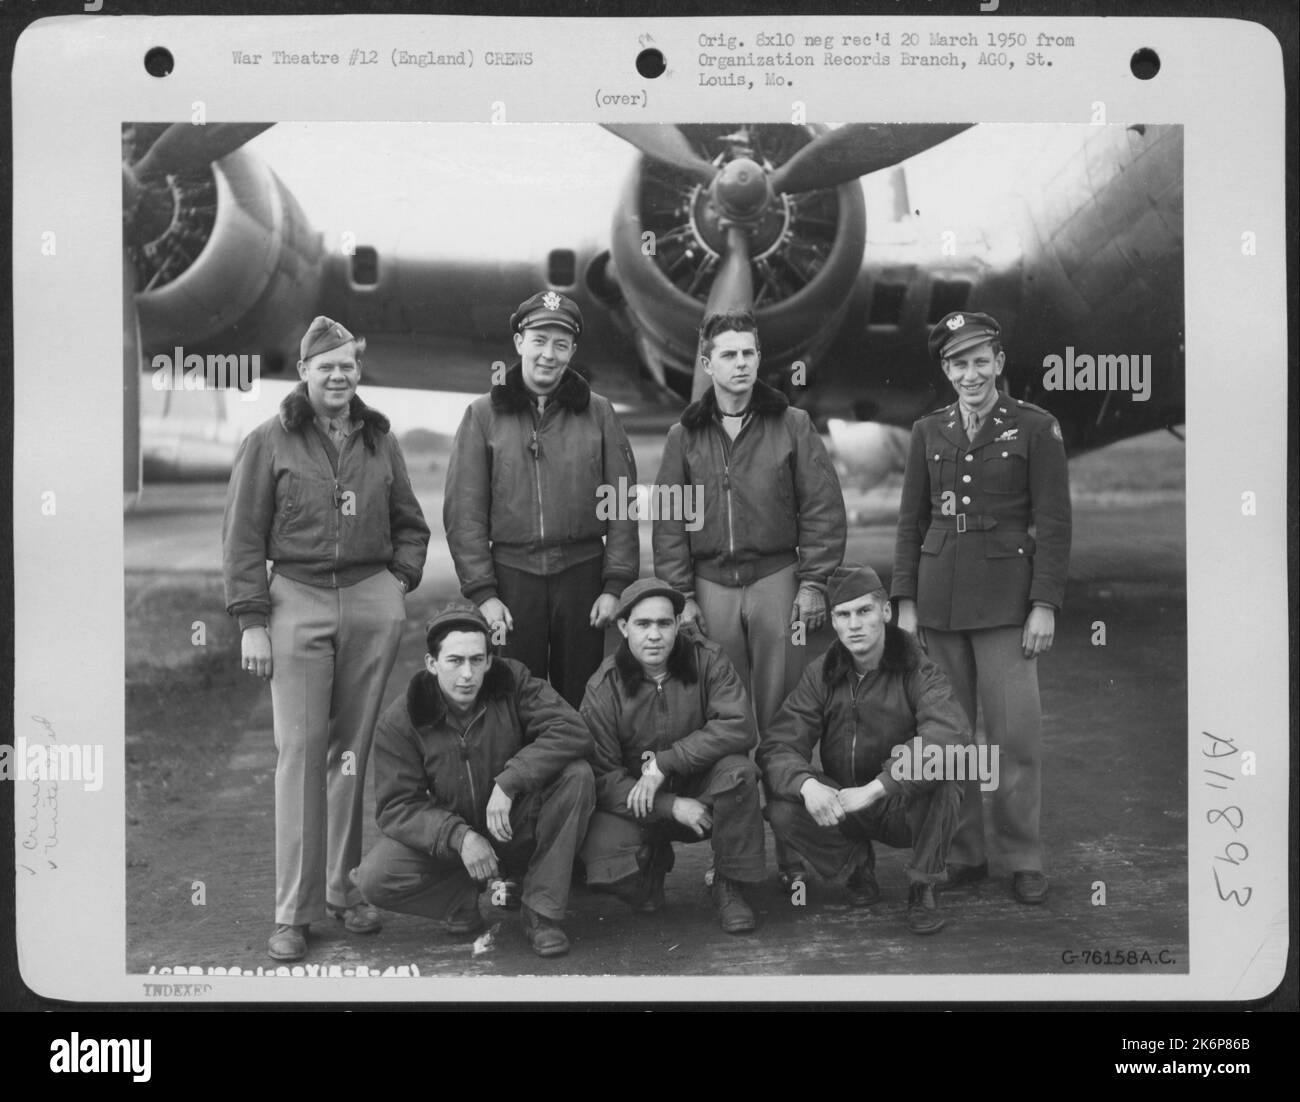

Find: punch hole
1129;48;1159;80
636;48;666;78
144;47;175;78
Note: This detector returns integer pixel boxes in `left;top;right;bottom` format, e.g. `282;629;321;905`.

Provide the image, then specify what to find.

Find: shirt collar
957;389;1001;424
315;411;355;435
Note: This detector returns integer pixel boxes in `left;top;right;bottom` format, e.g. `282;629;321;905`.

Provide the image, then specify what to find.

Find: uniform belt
928;514;1001;533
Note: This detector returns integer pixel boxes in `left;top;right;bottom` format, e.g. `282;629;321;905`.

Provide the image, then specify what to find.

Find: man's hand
458;831;499;882
485;784;513;843
241;626;273;679
671;797;712;838
589;592;618;630
800;777;846;828
477;597;513;639
896;599;918;636
1022;605;1055;659
679;597;708;636
790;583;826;633
836;781;882;815
627;761;665;820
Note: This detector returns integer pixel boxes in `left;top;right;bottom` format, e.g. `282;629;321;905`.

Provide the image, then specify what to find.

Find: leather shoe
522;903;570;957
845;861;881;907
1012;871;1048;904
267;924;307;961
711;875;757;934
945;861;989;888
327;902;383;934
905;883;947;935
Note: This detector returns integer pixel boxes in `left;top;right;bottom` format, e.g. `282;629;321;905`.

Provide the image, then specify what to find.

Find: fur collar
279;383;391;452
821;623;918;685
680;378;789;430
612;635;699;692
490;362;591;414
405;663;513;728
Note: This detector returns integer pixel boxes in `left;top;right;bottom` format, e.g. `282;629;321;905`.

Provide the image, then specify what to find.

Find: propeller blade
602;124;717;187
692;226;753;400
132;122;273;183
705;225;754;315
769;123;973;195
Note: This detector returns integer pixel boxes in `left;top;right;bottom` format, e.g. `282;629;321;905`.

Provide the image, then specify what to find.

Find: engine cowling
608;125;866;396
131;147;324;371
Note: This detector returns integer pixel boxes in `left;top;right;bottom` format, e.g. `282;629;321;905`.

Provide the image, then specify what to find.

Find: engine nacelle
133;148;324;371
608;126;866;395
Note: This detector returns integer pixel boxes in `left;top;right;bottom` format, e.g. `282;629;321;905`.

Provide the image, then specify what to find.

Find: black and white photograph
119;119;1189;979
7;10;1290;1012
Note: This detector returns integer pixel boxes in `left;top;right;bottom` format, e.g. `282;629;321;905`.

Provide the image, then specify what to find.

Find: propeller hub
712;157;771;220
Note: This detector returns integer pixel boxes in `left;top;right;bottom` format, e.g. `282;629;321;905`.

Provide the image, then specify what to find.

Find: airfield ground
122;430;1187;987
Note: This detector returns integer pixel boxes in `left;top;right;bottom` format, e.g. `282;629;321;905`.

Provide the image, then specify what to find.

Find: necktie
327;417;348;447
965;409;982;438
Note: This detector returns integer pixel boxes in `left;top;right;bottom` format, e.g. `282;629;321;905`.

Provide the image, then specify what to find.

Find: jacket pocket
984;532;1036;558
920;528;948;555
927;444;958;488
276;470;301;520
982;439;1028;494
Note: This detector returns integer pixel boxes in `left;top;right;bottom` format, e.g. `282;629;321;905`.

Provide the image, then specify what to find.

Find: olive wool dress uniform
892;312;1071;897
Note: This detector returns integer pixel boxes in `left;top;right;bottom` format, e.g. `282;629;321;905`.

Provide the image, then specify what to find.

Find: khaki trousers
920;625;1043;873
268;569;406;925
696;563;805;874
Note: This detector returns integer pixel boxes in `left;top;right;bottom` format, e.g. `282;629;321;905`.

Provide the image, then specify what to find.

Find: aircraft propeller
603;122;972;398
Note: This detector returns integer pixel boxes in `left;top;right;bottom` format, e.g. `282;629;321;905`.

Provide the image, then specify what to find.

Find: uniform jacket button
962;475;971;483
965;455;973;462
961;496;971;505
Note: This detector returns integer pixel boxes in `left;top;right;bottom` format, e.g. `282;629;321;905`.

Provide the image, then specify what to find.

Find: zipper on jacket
716;428;738;559
530;420;546;543
458;707;487;828
331;476;342;586
849;673;866;785
654;678;668;761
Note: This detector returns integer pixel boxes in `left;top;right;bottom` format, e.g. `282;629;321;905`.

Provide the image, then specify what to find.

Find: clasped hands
799;777;881;828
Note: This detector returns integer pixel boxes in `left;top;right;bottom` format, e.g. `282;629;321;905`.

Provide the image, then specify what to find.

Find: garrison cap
425;602;492;648
510;291;583;337
300;315;365;362
616;577;686;622
928;311;1000;362
827;563;886;609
